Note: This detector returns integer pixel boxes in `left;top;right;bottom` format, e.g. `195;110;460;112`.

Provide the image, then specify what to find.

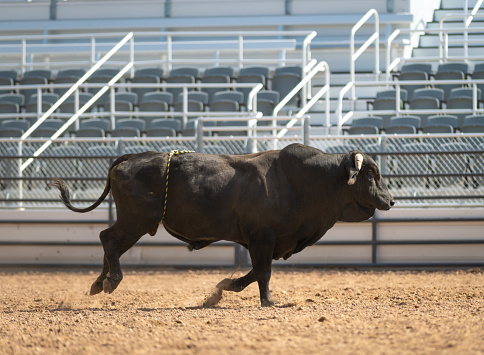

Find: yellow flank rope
161;149;195;222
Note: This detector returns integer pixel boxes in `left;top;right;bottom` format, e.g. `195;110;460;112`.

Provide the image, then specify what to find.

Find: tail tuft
48;178;72;207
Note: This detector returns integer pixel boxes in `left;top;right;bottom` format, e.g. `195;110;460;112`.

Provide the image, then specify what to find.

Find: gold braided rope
161;149;194;222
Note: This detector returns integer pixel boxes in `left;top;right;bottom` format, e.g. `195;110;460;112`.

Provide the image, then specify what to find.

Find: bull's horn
355;153;363;171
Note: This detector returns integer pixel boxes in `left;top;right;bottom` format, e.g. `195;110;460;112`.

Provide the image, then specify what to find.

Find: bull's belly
162;219;246;248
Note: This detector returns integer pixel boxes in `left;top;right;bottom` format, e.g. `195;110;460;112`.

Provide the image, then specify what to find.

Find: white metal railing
0;31;315;74
19;32;135;171
0;81;265;128
337;78;484;129
350;9;380;109
386;2;484;78
273;60;330;136
385;26;484;82
440;13;484;60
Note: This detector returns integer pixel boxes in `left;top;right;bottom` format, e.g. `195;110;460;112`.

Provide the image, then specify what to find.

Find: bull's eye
367;171;374;181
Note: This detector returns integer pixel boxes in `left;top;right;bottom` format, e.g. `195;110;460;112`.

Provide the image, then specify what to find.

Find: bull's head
341;150;394;222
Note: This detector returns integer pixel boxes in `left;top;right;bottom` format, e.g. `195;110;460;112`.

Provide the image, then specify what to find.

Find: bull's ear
347;152;363;185
347;167;359;185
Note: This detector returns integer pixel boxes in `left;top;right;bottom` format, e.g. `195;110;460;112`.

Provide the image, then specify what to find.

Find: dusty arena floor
0;267;483;355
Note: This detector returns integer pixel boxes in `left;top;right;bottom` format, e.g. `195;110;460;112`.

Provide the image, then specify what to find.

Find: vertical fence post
196;119;204;153
303;117;310;145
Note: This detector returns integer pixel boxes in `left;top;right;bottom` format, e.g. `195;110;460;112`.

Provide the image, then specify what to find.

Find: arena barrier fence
1;133;483;267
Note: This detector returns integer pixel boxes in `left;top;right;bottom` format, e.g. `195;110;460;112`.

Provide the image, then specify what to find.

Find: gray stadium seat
375;89;408;102
271;72;300;107
412;88;444;102
372;97;402;124
0;127;23;137
23;69;53;81
437;62;468;77
0;102;19;114
203;66;235;79
435;71;465;101
174;100;204;130
239;66;270;79
75;127;105;138
0;69;18;81
351;116;383;131
201;74;231;103
28;93;59;106
129;75;160;102
103;100;133;119
448;87;482;101
56;68;86;79
348;126;379;135
166;74;195;102
422;124;454;134
149;118;181;132
425;115;458;130
87;75;113;106
236;74;266;101
212;91;244;105
210;99;240;112
386;125;417;135
175;91;209;106
387;116;421;131
116;118;146;132
141;91;173;106
401;63;432;76
53;76;78;97
19;77;48;105
409;97;440;123
446;96;473;122
80;118;111;131
169;67;200;80
0;78;13;95
110;127;141;137
397;71;428;101
145;128;176;137
0;93;25;107
135;67;164;81
1;119;30;131
105;92;138;106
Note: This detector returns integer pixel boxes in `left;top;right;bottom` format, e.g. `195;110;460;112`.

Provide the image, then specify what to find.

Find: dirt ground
0;267;483;355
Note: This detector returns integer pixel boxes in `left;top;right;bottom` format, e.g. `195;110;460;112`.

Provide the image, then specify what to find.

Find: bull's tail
48;155;129;213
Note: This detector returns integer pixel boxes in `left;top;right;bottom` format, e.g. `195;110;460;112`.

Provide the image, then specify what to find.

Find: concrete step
441;0;481;9
412;45;484;58
419;33;484;48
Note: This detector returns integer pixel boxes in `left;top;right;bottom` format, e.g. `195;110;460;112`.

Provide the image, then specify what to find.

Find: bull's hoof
215;278;233;290
203;287;223;307
90;280;104;295
261;298;276;307
102;277;119;294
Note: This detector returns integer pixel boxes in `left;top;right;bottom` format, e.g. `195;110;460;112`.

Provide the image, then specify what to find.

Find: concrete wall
1;208;483;266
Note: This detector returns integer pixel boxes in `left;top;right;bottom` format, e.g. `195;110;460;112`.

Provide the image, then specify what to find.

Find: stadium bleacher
0;0;482;212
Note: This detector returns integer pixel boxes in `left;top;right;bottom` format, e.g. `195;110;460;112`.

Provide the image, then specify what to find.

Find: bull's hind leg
93;223;144;294
90;255;109;295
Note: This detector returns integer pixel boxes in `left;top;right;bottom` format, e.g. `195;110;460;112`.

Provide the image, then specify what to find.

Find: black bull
49;143;394;306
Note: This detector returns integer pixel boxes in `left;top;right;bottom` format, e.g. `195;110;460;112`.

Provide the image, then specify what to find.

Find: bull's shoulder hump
280;143;325;160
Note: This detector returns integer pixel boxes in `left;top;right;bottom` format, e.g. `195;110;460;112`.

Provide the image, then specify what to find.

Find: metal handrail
350;9;379;109
386;3;484;77
20;32;135;171
440;0;484;59
273;61;330;136
0;30;316;73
